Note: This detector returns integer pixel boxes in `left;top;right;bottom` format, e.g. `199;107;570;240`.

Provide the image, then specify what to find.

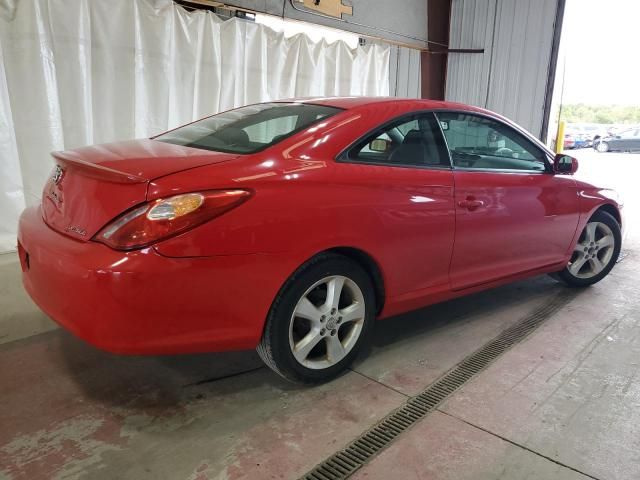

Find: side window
346;113;450;167
396;119;419;136
620;130;632;138
436;112;547;172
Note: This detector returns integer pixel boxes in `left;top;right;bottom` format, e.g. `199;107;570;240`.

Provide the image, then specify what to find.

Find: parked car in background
566;125;609;149
578;133;592;148
567;130;590;149
564;133;576;149
18;98;623;383
580;125;608;147
595;128;640;152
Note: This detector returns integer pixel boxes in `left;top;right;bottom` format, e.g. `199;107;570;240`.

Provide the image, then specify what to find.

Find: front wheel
596;141;609;153
553;210;621;287
257;253;375;384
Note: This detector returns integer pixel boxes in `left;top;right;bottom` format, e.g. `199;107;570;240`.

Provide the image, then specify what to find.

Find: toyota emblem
52;165;64;185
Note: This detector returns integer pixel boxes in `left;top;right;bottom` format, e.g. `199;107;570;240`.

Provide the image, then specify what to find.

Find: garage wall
0;0;391;253
228;0;425;98
445;0;560;138
220;0;429;48
252;14;421;99
390;45;422;98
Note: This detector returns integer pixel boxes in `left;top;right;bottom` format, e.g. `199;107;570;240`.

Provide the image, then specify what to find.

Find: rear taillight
93;190;251;250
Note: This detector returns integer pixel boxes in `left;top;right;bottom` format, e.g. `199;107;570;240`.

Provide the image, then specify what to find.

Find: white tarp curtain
0;0;390;253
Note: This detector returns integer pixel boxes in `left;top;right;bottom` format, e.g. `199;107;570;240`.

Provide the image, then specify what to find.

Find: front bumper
18;206;287;354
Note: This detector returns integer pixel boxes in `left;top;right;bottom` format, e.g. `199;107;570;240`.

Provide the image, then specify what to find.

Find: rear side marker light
17;241;29;272
93;190;252;250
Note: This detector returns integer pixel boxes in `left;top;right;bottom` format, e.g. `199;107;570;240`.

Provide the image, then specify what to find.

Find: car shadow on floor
367;275;562;351
49;274;565;411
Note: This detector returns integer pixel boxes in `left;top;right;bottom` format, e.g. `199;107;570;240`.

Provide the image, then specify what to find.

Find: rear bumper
18;206;287;354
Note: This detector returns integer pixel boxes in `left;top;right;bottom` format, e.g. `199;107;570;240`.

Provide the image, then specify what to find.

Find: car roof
274;96;480;112
271;97;538;144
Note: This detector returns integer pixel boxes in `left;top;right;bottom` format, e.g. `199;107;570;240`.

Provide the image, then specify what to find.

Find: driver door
436;112;580;290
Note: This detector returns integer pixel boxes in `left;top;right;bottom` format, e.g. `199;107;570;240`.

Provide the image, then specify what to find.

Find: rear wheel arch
324;247;386;315
257;250;378;383
259;246;386;339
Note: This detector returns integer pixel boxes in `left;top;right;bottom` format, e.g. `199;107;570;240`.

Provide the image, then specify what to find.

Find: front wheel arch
595;203;621;227
554;209;621;287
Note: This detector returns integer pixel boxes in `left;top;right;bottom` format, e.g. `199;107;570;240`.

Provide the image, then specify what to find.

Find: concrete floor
1;151;639;480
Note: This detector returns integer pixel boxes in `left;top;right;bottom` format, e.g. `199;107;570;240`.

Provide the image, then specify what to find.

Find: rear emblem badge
65;225;87;237
52;165;64;185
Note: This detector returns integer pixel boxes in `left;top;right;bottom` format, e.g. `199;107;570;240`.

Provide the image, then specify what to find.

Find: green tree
560;104;640;124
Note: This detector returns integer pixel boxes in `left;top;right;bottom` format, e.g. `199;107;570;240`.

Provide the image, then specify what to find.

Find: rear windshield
155;103;342;154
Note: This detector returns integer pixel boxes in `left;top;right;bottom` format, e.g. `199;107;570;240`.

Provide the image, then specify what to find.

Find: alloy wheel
289;275;366;369
568;221;616;279
596;141;609;152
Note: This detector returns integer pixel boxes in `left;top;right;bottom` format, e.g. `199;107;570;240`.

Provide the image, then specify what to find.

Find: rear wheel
553;210;621;287
257;253;375;384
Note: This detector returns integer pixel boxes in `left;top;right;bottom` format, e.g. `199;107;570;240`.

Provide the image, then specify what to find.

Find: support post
555;120;566;153
421;0;452;100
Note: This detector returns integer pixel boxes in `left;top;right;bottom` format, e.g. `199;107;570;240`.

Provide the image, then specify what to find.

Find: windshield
155;103;342;154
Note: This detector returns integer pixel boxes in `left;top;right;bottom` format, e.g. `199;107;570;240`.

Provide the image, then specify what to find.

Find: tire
596;141;609;153
257;253;376;384
553;210;621;287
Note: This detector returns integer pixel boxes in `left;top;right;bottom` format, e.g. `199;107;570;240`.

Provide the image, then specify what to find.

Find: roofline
273;96;427;109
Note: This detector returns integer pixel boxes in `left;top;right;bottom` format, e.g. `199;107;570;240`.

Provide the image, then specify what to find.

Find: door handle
458;197;484;211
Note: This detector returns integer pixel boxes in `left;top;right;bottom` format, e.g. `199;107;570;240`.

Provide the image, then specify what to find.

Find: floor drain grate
301;289;578;480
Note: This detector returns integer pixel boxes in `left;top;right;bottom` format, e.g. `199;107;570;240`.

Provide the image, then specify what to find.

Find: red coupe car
18;98;623;383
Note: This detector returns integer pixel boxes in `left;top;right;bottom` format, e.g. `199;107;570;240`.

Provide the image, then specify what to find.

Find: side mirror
369;138;391;152
554;154;578;175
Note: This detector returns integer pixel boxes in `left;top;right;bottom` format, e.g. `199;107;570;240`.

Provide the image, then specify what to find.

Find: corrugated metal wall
390;46;422;98
446;0;559;138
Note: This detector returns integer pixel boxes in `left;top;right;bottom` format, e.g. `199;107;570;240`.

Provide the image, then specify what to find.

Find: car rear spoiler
51;151;146;184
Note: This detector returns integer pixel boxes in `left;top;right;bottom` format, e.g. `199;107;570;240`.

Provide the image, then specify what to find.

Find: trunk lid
42;139;239;241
